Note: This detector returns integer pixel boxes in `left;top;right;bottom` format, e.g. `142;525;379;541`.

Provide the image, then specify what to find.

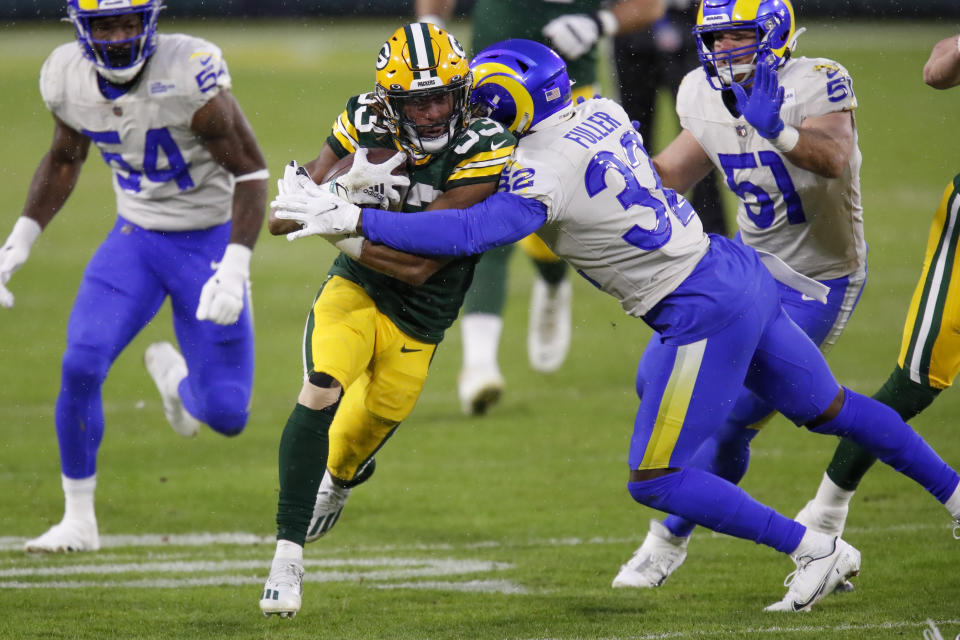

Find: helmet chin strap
97;59;146;84
786;26;807;55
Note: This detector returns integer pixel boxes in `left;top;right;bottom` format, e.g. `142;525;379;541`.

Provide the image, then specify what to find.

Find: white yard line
0;521;948;553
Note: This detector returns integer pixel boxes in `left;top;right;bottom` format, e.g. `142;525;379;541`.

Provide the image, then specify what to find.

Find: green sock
533;258;568;286
826;366;940;491
276;403;333;545
463;244;513;315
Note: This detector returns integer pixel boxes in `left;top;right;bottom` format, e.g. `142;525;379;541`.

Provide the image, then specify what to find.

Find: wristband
234;169;269;183
593;9;619;37
770;125;800;153
333;236;363;260
218;243;252;277
9;217;42;248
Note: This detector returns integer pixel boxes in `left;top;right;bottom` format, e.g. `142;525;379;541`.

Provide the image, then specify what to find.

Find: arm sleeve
362;192;547;256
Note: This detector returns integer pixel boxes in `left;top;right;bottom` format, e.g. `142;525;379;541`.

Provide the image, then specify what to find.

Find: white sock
945;482;960;519
461;313;503;371
275;539;303;563
61;474;96;523
790;529;835;561
812;472;856;509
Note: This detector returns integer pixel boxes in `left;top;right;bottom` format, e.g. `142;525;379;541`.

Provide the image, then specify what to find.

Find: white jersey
677;56;866;280
500;97;709;317
40;34;234;231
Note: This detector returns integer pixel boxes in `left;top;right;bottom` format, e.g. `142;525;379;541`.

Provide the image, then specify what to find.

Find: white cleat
612;519;689;588
457;365;504;416
24;518;100;553
764;537;860;612
527;277;572;374
260;558;304;618
795;499;854;593
144;341;201;438
305;471;352;543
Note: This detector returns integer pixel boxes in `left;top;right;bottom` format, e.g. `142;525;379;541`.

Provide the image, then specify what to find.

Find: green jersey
471;0;603;86
325;92;517;343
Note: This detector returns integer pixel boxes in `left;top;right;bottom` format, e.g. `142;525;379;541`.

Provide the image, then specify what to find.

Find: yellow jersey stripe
639;339;706;469
331;111;359;153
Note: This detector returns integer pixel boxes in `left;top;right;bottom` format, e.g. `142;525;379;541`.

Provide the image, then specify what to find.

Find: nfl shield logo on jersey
736;125;747;137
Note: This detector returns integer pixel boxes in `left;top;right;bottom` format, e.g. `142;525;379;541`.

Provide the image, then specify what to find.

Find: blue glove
731;55;785;140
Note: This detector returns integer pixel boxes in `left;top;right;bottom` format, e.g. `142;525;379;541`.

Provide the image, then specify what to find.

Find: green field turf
0;16;959;640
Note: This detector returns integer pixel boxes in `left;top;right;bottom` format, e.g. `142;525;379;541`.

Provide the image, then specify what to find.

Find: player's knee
202;383;249;436
298;372;343;411
627;468;681;508
61;345;110;390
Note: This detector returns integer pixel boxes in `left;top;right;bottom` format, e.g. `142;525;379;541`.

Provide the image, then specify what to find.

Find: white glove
195;243;251;325
272;185;362;242
274;161;363;258
0;217;42;309
542;10;618;60
331;147;409;210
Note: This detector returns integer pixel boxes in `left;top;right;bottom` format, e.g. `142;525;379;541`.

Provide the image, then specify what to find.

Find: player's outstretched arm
192;90;268;325
923;33;960;90
1;115;90;308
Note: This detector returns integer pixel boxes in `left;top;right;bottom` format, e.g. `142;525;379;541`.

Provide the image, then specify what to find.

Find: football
322;147;408;182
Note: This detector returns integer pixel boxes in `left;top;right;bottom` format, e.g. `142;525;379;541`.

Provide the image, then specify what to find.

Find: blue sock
56;345;110;478
663;423;759;538
810;388;959;503
628;468;803;553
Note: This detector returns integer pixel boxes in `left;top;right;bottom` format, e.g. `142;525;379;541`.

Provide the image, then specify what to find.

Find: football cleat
527;277;572;374
144;341;201;438
260;558;304;618
612;519;689;588
24;518;100;553
764;537;860;612
305;471;352;543
953;517;960;540
457;365;505;416
794;499;854;593
794;498;849;537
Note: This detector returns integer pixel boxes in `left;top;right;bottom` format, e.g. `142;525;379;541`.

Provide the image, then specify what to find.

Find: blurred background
2;0;960;18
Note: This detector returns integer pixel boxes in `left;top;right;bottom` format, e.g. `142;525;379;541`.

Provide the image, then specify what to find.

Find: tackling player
0;0;267;553
258;22;516;619
271;39;960;613
793;30;960;544
610;0;870;589
416;0;666;416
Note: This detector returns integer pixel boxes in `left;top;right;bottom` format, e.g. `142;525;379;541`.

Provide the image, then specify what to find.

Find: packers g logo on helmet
373;22;472;156
694;0;798;91
67;0;164;84
470;39;572;137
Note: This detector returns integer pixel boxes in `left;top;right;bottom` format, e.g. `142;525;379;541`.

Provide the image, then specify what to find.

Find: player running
258;22;516;618
1;0;267;553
